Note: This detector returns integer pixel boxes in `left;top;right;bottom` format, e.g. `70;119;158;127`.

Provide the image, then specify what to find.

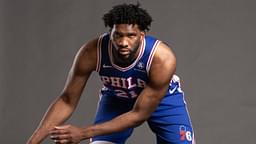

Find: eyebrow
114;31;137;36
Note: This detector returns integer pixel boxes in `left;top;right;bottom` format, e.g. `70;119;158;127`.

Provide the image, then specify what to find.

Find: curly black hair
103;3;153;31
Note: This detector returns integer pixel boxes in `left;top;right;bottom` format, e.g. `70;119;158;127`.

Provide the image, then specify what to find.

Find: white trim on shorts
90;140;115;144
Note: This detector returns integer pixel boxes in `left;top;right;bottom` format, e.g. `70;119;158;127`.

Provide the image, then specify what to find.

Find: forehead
112;24;141;33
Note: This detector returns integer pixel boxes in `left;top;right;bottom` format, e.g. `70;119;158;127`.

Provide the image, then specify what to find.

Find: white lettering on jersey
115;89;127;98
100;76;146;89
127;77;136;89
114;89;139;98
137;78;146;88
101;76;110;84
110;77;121;87
120;78;127;89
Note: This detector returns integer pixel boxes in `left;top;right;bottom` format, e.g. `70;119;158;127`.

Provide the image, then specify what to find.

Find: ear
141;31;145;35
140;31;145;39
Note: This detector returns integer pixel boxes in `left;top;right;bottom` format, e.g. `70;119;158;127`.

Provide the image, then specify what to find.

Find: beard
113;41;140;67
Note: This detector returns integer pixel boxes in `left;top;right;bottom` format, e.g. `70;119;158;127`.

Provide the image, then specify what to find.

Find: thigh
148;123;194;144
148;96;195;144
91;95;134;144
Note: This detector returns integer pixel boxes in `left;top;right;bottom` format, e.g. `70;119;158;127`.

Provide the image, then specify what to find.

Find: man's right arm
27;38;98;144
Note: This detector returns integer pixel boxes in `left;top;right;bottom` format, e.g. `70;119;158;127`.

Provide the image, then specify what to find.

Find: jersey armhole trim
95;34;106;72
146;40;161;75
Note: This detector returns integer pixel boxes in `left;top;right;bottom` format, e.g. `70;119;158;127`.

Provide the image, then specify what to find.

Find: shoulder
78;33;108;59
148;41;176;84
78;38;98;58
146;41;176;90
153;41;176;69
72;37;100;73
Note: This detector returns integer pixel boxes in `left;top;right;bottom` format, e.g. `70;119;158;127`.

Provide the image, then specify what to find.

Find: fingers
52;139;69;144
50;134;71;144
49;125;81;144
51;128;69;135
50;126;70;143
50;125;70;135
50;134;70;140
55;125;70;129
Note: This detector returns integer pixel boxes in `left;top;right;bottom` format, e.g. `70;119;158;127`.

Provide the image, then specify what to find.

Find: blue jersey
92;33;194;143
96;33;184;101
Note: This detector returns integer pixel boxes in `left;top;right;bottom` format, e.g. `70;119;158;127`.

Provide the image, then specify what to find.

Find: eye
114;32;122;38
127;33;136;38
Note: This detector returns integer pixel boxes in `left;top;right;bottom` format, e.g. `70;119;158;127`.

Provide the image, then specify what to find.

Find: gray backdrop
1;0;255;143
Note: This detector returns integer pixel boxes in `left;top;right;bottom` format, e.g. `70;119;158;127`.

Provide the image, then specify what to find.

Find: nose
117;37;128;48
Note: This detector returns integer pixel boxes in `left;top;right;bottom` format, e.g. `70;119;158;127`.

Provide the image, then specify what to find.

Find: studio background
0;0;255;143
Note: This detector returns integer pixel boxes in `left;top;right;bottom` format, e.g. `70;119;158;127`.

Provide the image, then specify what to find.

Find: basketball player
27;3;195;144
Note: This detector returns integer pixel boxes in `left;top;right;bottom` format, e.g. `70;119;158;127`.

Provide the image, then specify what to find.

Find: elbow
59;93;71;104
58;93;76;109
131;111;150;127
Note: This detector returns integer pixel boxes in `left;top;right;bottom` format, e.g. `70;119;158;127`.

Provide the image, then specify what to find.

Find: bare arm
81;41;176;139
27;39;98;144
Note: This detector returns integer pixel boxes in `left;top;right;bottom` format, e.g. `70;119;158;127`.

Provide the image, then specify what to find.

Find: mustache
116;45;128;48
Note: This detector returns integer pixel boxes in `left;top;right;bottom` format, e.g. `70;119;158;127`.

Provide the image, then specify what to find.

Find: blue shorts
91;93;195;144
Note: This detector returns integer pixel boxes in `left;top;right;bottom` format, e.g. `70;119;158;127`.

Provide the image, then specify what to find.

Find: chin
118;53;130;59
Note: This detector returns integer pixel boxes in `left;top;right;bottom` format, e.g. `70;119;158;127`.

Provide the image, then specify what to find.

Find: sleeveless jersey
92;34;193;143
96;33;184;100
